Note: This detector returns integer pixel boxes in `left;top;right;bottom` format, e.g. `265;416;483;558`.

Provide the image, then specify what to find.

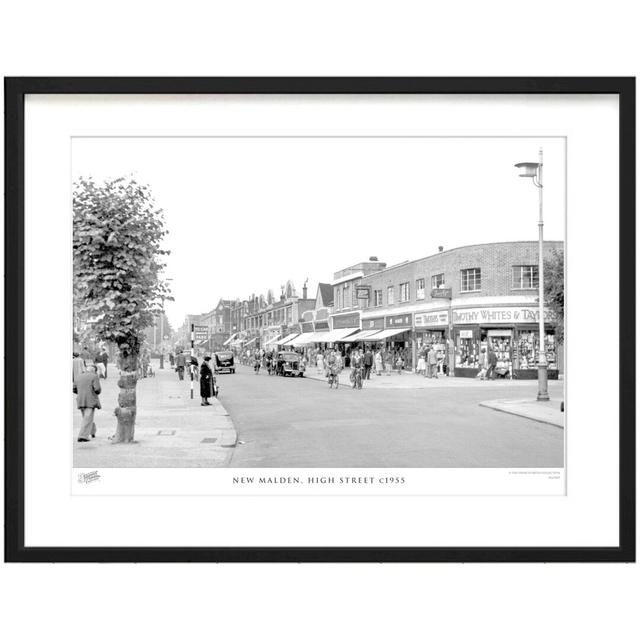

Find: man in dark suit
74;364;102;442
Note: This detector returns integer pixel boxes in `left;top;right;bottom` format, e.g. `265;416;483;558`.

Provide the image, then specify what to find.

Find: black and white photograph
72;136;566;475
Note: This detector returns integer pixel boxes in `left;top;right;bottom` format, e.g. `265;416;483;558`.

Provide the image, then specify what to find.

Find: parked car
214;351;235;374
275;351;305;377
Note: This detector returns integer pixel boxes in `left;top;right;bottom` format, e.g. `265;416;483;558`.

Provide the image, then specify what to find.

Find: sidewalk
302;365;564;390
73;361;237;468
479;398;565;428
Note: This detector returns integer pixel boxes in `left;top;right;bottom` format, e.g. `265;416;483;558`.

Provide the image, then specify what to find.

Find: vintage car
275;351;305;377
214;351;235;374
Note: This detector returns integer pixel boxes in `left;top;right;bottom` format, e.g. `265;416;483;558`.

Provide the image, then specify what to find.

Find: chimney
302;283;308;299
438;246;444;253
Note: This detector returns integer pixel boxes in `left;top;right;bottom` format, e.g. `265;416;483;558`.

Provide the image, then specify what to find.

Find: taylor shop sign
452;306;555;325
385;314;412;328
415;311;449;327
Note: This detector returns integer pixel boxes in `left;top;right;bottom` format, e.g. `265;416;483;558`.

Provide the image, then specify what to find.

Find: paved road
222;366;564;468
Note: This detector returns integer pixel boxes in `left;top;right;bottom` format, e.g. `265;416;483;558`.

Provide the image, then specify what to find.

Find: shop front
414;310;451;375
364;313;413;368
451;306;560;379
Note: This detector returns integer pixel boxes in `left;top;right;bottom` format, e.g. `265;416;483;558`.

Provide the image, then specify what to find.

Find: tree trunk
112;352;138;444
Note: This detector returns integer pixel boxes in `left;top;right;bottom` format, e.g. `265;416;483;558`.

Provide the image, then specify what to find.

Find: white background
1;2;638;639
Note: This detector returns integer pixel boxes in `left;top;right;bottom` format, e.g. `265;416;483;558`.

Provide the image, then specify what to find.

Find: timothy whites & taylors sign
452;307;554;325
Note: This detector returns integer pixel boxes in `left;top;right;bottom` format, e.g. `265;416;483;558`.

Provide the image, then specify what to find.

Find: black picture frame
4;77;635;563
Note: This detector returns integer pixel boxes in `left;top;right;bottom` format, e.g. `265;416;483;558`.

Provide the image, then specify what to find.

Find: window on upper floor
460;268;481;292
387;285;394;305
416;278;425;300
399;282;410;302
431;273;445;289
512;265;539;289
374;289;383;307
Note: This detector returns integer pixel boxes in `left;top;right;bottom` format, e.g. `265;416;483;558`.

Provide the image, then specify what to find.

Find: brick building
327;241;563;378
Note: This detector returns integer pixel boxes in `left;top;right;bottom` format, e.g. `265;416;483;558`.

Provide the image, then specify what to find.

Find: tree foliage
544;248;564;343
73;177;172;354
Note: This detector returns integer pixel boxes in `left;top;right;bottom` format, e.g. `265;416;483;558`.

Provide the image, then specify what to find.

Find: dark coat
74;371;102;409
363;351;373;366
200;362;214;398
488;350;498;366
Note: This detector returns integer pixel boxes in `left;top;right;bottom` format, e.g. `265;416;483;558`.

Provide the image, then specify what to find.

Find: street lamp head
514;162;540;178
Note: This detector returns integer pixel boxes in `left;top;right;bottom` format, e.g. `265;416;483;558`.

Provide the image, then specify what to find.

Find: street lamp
515;148;549;401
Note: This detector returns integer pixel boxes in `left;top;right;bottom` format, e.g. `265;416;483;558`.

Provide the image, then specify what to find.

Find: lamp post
515;148;549;401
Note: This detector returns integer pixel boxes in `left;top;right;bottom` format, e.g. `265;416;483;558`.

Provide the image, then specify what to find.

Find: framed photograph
4;77;635;562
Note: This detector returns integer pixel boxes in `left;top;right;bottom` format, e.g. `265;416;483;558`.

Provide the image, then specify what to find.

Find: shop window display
515;330;557;371
486;335;513;377
456;336;478;368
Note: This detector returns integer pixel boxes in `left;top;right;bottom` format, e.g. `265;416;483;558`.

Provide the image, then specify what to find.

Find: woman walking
200;356;216;405
374;349;383;376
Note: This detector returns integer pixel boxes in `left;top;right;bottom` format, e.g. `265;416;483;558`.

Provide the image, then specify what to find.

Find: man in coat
200;356;215;406
175;351;186;380
363;347;374;380
486;348;498;380
74;364;102;442
72;352;85;385
427;346;439;379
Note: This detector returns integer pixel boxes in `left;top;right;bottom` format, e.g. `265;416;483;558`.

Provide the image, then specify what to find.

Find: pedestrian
169;352;175;367
94;347;109;379
395;353;405;374
190;354;200;381
478;347;488;380
72;351;85;386
200;356;215;405
427;345;439;379
363;347;373;380
316;350;324;373
74;364;101;442
374;349;383;375
383;349;393;375
175;351;186;380
417;349;426;376
486;348;497;380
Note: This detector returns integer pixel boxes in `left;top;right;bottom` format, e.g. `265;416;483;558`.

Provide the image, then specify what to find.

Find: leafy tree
73;177;172;442
544;248;564;344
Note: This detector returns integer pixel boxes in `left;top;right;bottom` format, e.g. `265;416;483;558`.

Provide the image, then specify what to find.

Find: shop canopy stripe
223;333;238;346
314;328;359;342
336;329;382;342
274;334;299;346
363;328;407;341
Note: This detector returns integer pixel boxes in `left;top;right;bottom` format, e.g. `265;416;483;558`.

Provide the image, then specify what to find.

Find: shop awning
275;333;299;346
244;337;257;347
364;328;408;341
223;333;238;346
263;335;281;346
336;329;381;342
312;328;359;343
196;339;208;346
288;332;327;346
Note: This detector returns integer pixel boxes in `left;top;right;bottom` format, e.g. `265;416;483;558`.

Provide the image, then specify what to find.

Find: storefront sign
362;317;385;330
314;321;330;331
299;321;314;333
415;311;449;327
356;286;370;299
332;312;360;329
385;313;412;328
452;306;554;325
431;288;452;299
193;325;208;341
459;329;473;339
